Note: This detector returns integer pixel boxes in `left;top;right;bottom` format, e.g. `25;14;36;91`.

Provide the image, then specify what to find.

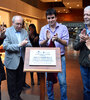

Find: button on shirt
39;22;69;55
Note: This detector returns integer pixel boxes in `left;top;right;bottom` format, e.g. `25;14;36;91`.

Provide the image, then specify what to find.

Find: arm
52;34;67;46
57;38;67;46
23;31;32;47
33;35;39;43
30;34;39;44
3;29;22;52
73;29;86;51
39;29;50;47
52;26;69;46
40;39;49;46
3;34;20;52
0;24;6;39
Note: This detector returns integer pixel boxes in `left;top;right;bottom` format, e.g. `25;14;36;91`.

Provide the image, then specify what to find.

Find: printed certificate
29;50;56;66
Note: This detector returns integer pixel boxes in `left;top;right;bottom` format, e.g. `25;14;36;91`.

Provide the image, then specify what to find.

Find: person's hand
79;28;86;42
86;38;90;60
46;30;50;40
81;28;86;35
19;39;28;47
33;36;38;42
1;28;6;34
85;38;90;50
80;34;89;42
0;25;6;38
0;26;6;34
52;33;58;41
79;29;89;42
29;33;35;40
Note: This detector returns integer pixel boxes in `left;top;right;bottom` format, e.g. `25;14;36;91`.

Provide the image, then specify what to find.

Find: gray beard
84;21;90;25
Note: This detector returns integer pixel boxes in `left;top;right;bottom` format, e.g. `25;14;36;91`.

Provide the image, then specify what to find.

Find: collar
85;24;90;36
47;22;59;29
12;26;22;33
85;24;90;30
85;24;88;29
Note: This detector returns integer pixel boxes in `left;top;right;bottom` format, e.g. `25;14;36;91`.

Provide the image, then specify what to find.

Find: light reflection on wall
0;10;10;27
23;16;38;33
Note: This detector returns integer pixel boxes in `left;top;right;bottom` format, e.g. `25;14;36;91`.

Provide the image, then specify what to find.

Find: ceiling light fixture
64;9;66;11
67;2;69;5
40;0;62;2
77;4;79;7
58;11;60;13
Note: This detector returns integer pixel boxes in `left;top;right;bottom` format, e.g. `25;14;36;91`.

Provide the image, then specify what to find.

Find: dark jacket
0;38;6;84
73;29;90;67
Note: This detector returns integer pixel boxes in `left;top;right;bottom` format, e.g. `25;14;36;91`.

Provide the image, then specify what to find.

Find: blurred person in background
28;24;40;85
0;23;6;100
22;20;31;89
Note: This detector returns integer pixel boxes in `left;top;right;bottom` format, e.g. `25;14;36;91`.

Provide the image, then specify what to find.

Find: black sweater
73;32;90;67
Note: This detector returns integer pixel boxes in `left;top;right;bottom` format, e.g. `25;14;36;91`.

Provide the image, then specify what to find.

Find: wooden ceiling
21;0;90;13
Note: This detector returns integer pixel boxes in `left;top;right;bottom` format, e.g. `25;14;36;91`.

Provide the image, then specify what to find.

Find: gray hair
84;6;90;11
12;15;23;23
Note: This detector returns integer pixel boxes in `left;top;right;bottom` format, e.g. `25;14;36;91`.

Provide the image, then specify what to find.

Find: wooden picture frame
24;47;62;72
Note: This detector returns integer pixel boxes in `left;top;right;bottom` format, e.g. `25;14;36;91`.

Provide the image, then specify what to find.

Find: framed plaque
29;49;56;65
24;47;62;72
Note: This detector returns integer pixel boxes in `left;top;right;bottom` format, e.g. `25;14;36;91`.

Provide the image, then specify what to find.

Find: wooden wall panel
57;9;84;22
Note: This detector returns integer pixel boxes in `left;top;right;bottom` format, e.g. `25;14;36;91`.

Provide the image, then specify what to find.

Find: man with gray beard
73;6;90;100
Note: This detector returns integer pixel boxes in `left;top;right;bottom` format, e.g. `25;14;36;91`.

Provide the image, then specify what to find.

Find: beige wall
0;10;10;27
0;0;45;19
0;0;47;32
23;16;38;33
37;19;47;33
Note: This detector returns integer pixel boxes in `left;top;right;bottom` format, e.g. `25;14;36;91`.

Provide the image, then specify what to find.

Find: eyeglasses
15;23;22;26
47;16;55;20
84;14;90;16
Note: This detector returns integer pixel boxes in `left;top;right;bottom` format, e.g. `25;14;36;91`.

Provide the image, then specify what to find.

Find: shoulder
58;23;67;29
6;26;16;33
21;28;27;33
21;29;28;35
6;26;13;31
41;24;48;31
5;26;13;35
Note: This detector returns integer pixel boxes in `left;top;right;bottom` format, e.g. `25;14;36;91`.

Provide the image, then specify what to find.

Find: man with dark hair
73;6;90;100
39;8;69;100
46;8;57;17
3;15;32;100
